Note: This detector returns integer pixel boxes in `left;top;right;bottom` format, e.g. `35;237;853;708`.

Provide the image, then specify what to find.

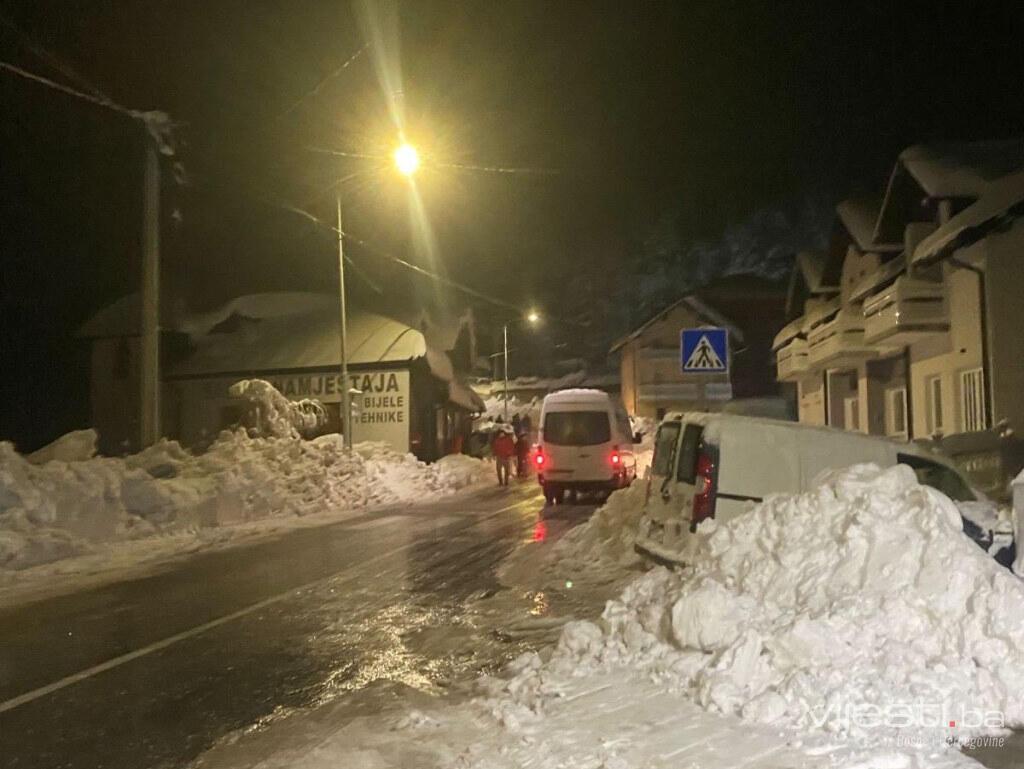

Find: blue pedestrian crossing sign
681;328;728;373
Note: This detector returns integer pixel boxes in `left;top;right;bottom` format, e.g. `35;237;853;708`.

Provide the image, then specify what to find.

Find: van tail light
534;450;546;467
609;445;621;467
691;450;717;531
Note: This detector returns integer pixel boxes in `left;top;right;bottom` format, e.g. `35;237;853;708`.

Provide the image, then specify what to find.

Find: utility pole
337;193;352;450
503;323;509;420
139;135;161;448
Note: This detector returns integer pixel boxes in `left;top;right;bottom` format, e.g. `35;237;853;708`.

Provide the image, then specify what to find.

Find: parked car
636;412;1013;566
536;389;639;504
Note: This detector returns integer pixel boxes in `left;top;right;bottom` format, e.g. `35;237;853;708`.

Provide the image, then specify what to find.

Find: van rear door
541;408;614;482
638;420;706;556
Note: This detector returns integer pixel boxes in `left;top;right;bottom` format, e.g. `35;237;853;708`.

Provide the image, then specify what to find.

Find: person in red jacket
492;425;516;486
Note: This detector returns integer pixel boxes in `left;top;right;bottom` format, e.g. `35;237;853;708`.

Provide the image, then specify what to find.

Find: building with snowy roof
79;292;484;459
774;140;1024;498
611;275;787;420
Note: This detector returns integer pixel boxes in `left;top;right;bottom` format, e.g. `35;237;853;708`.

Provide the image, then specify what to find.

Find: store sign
269;369;410;451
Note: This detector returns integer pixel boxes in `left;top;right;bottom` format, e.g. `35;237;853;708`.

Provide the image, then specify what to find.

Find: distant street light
393;143;420;176
503;310;542;419
335;141;420;449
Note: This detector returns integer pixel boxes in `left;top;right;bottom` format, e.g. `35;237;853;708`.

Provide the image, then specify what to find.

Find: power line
2;46;565;325
0;59;179;153
272;43;368;123
271;197;525;313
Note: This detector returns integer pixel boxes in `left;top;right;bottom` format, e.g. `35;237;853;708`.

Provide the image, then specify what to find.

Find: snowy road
0;480;600;769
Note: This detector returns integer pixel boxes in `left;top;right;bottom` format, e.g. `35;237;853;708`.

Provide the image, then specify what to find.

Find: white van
536;389;639;504
637;412;1007;564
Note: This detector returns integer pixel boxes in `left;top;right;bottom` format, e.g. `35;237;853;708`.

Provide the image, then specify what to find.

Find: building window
886;387;908;439
843;396;860;432
960;368;987;433
926;375;944;435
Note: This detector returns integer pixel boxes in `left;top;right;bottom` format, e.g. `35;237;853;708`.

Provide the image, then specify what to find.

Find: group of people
490;413;533;486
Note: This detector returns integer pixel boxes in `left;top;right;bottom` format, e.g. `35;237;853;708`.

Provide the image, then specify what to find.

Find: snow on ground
202;462;1024;769
545;435;655;573
0;429;488;588
482;463;1024;763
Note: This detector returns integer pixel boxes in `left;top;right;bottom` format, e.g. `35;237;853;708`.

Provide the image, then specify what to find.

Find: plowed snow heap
494;464;1024;743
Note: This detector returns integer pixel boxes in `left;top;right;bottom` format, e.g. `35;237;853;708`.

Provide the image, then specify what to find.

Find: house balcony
807;308;879;369
776;338;810;382
862;277;949;347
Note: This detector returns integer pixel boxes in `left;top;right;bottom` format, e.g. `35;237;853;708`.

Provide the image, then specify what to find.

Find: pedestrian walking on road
515;431;530;477
492;427;516;486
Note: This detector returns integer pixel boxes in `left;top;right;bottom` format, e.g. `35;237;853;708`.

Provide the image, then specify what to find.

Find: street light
336;141;420;449
503;310;541;419
393;143;420;176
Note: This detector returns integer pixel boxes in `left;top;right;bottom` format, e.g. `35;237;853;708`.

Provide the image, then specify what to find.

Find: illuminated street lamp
503;310;541;419
336;142;419;449
393;142;420;176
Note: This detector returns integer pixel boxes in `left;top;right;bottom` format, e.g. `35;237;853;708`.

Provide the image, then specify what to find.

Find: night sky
2;0;1023;449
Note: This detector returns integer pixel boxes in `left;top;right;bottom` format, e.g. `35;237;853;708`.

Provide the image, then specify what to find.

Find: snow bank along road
0;481;595;769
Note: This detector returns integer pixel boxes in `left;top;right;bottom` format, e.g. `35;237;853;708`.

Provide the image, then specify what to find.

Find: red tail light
609;446;621;466
691;451;716;531
534;451;545;467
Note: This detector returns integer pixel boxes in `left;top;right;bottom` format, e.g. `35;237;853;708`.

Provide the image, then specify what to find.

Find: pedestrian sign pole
681;328;729;373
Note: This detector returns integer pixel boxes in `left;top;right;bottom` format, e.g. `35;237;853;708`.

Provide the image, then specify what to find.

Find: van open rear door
634;420;713;565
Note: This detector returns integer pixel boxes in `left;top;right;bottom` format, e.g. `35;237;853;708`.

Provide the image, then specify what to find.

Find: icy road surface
0;480;603;769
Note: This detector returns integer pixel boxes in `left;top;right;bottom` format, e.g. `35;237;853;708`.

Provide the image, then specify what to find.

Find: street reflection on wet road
0;484;601;769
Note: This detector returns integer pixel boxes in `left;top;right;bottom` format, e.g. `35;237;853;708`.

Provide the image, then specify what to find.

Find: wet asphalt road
0;481;594;769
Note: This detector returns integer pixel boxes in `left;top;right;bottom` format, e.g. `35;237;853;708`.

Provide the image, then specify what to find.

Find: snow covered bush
485;464;1024;746
228;378;327;438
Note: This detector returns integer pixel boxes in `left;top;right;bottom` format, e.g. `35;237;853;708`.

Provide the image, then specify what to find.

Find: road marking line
0;497;535;715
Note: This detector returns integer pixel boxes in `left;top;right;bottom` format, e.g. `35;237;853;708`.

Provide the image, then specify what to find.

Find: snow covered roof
610;295;744;353
898;141;1024;199
771;317;804;351
78;293;145;338
168;293;427;377
835;198;900;253
849;254;906;302
793;250;834;294
448;380;486;412
874;140;1024;244
912;170;1024;266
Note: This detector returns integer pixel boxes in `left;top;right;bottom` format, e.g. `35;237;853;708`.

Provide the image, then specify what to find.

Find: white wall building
774;142;1024;497
80;292;483;459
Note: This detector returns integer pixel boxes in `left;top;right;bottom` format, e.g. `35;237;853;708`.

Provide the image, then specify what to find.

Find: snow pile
228;378;327;439
542;418;655;571
549;482;649;571
549;439;656;572
485;464;1024;746
0;431;488;573
473;395;541;433
25;430;98;465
